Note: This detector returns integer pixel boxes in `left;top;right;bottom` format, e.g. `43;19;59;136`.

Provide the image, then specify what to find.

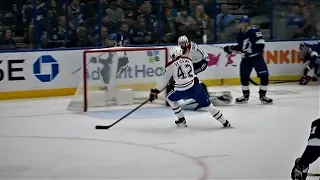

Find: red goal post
68;46;169;112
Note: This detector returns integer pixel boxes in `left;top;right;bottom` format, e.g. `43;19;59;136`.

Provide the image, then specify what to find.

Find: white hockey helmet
178;35;189;48
169;46;183;61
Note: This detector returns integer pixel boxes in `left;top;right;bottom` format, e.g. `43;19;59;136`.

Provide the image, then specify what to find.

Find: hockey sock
205;104;227;124
260;76;269;93
241;86;250;97
167;99;184;119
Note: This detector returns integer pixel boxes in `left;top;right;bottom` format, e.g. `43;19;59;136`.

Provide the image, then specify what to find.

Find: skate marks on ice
0;135;208;180
87;106;206;119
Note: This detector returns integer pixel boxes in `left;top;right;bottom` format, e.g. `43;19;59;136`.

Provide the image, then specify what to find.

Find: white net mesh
68;47;168;112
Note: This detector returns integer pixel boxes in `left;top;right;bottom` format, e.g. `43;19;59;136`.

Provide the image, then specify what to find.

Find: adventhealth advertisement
85;49;166;85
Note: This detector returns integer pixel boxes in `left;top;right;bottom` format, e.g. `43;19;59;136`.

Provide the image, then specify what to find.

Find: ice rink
0;83;319;179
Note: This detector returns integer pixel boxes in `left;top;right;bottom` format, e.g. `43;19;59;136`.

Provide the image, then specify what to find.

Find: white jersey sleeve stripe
175;79;194;89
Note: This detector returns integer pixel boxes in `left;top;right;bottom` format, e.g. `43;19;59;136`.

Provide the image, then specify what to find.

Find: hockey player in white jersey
149;46;231;127
178;35;209;75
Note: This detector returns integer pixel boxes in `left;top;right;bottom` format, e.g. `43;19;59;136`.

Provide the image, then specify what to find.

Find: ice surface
0;83;319;179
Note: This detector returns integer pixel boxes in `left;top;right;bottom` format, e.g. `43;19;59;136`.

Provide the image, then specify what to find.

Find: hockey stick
95;99;149;130
95;86;167;130
308;172;320;176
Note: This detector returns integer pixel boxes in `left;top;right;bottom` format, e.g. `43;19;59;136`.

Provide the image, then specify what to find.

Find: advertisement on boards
85;49;166;86
0;40;312;99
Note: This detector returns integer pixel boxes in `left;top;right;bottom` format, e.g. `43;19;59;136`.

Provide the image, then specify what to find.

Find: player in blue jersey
291;118;320;180
223;16;273;104
298;42;320;85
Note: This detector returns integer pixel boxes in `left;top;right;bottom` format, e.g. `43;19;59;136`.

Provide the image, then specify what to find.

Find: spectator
206;18;215;42
67;0;82;17
216;4;234;33
218;20;237;41
293;7;317;39
163;9;177;43
90;26;108;46
105;0;124;22
22;0;47;48
131;18;152;45
123;12;136;28
151;22;163;44
185;19;202;42
165;0;178;18
119;23;131;45
0;29;16;50
48;0;58;16
137;2;156;31
204;0;215;19
69;26;92;47
194;5;208;35
287;5;304;27
101;27;108;46
176;8;195;26
53;16;69;40
171;0;189;11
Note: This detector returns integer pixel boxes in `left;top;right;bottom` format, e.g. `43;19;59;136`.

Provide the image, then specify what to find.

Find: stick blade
95;125;111;130
308;172;320;176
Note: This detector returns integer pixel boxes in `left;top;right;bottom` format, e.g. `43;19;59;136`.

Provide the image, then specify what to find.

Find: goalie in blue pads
149;47;231;128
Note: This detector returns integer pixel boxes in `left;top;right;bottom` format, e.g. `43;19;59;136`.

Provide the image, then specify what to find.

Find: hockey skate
223;120;232;128
175;117;187;127
259;90;273;104
235;90;249;104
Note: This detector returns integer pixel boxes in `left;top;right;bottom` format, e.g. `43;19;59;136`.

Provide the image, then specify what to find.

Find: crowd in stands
0;0;319;50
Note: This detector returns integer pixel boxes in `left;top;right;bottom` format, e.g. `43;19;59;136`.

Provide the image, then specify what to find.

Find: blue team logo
146;50;160;63
33;55;59;82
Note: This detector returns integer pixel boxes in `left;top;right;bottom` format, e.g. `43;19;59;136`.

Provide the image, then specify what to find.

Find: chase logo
146;50;160;63
33;55;59;82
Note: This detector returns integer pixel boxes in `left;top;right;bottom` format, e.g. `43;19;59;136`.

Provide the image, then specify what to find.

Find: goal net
68;46;169;112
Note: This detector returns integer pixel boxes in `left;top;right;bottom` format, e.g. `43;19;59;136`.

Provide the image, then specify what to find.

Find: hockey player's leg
236;60;252;103
193;80;231;127
255;58;273;104
166;90;187;127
